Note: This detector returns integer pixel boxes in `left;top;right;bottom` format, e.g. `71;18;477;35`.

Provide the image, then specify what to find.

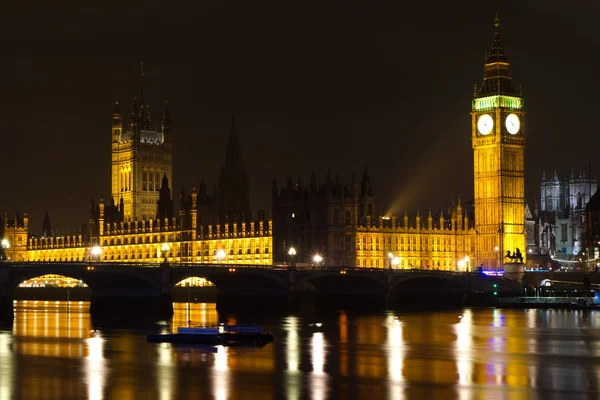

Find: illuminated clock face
477;114;494;135
505;113;520;135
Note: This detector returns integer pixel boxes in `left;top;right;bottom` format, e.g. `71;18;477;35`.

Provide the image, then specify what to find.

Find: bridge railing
2;261;474;275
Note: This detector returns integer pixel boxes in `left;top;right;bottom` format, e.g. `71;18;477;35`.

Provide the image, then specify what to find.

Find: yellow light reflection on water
172;302;219;330
85;334;106;400
310;332;328;400
386;314;405;400
13;300;90;358
455;310;474;386
156;344;175;400
0;332;13;400
212;345;230;400
284;316;301;400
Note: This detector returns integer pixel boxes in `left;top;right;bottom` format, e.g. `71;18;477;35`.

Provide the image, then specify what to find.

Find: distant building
585;186;600;263
530;169;596;261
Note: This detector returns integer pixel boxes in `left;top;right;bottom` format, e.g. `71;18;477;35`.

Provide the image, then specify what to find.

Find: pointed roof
476;13;518;97
486;14;508;63
225;114;242;164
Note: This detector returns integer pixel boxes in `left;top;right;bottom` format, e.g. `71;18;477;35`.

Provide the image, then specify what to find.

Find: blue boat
147;324;274;346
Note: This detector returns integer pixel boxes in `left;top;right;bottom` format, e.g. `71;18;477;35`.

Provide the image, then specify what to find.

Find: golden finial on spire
494;12;500;29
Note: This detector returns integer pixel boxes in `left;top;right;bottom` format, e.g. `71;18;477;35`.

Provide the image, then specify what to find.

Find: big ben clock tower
472;14;525;269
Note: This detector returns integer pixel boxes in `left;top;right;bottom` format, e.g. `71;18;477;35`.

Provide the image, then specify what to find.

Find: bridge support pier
385;270;396;310
385;293;396;310
89;293;174;323
0;265;13;323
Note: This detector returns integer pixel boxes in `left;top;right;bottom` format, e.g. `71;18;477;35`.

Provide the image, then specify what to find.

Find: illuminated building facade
472;15;526;269
111;65;173;222
8;16;526;272
273;168;477;269
21;97;273;265
1;212;29;261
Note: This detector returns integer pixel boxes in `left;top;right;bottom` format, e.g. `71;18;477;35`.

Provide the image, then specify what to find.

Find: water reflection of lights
386;315;404;382
157;344;175;400
0;332;13;400
212;345;230;400
310;332;328;400
311;332;326;375
454;309;474;395
526;310;538;388
85;334;107;400
284;316;302;400
285;316;300;372
386;314;404;400
488;309;506;385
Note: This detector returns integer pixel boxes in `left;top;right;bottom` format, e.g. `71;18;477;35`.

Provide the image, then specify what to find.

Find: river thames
1;301;600;399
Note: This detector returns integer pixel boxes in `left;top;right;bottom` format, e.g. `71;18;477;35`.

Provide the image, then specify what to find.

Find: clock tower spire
472;14;526;270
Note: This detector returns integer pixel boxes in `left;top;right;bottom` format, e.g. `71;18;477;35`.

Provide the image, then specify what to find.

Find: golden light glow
310;332;329;400
85;334;107;400
18;274;88;288
174;277;215;287
0;332;13;400
156;344;176;400
473;97;526;269
454;310;474;387
386;315;404;400
212;346;230;400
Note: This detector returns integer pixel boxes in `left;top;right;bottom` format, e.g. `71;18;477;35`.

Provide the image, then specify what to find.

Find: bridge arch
171;268;289;296
173;276;216;288
9;265;162;295
17;274;89;288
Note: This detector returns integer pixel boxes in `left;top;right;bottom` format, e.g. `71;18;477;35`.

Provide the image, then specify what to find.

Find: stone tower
472;15;526;269
111;64;172;222
217;115;251;222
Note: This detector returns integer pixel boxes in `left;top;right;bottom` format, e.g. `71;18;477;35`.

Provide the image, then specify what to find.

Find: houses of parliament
1;16;526;271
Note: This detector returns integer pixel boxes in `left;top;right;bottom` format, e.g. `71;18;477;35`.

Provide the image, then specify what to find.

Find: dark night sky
0;1;598;232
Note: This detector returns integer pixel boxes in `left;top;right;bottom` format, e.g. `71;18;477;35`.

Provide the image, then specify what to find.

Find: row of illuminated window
357;257;455;268
142;170;163;191
102;234;179;246
356;235;475;252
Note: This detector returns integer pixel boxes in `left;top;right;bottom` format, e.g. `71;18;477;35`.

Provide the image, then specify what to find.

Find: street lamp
161;243;170;262
313;254;323;267
464;255;470;272
91;246;102;262
215;249;226;264
1;239;10;261
288;247;297;266
388;252;394;269
457;259;466;270
391;257;400;269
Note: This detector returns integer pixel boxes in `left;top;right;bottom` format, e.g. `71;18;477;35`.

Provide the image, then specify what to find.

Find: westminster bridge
0;261;526;322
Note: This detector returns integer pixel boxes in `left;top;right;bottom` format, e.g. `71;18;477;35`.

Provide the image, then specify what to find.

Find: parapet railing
2;261;475;274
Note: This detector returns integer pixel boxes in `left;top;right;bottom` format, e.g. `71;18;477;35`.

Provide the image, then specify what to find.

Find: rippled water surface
2;301;600;399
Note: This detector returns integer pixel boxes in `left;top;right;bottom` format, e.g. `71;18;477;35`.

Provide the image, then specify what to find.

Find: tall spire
225;114;241;164
487;13;507;64
475;13;517;97
140;62;145;106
